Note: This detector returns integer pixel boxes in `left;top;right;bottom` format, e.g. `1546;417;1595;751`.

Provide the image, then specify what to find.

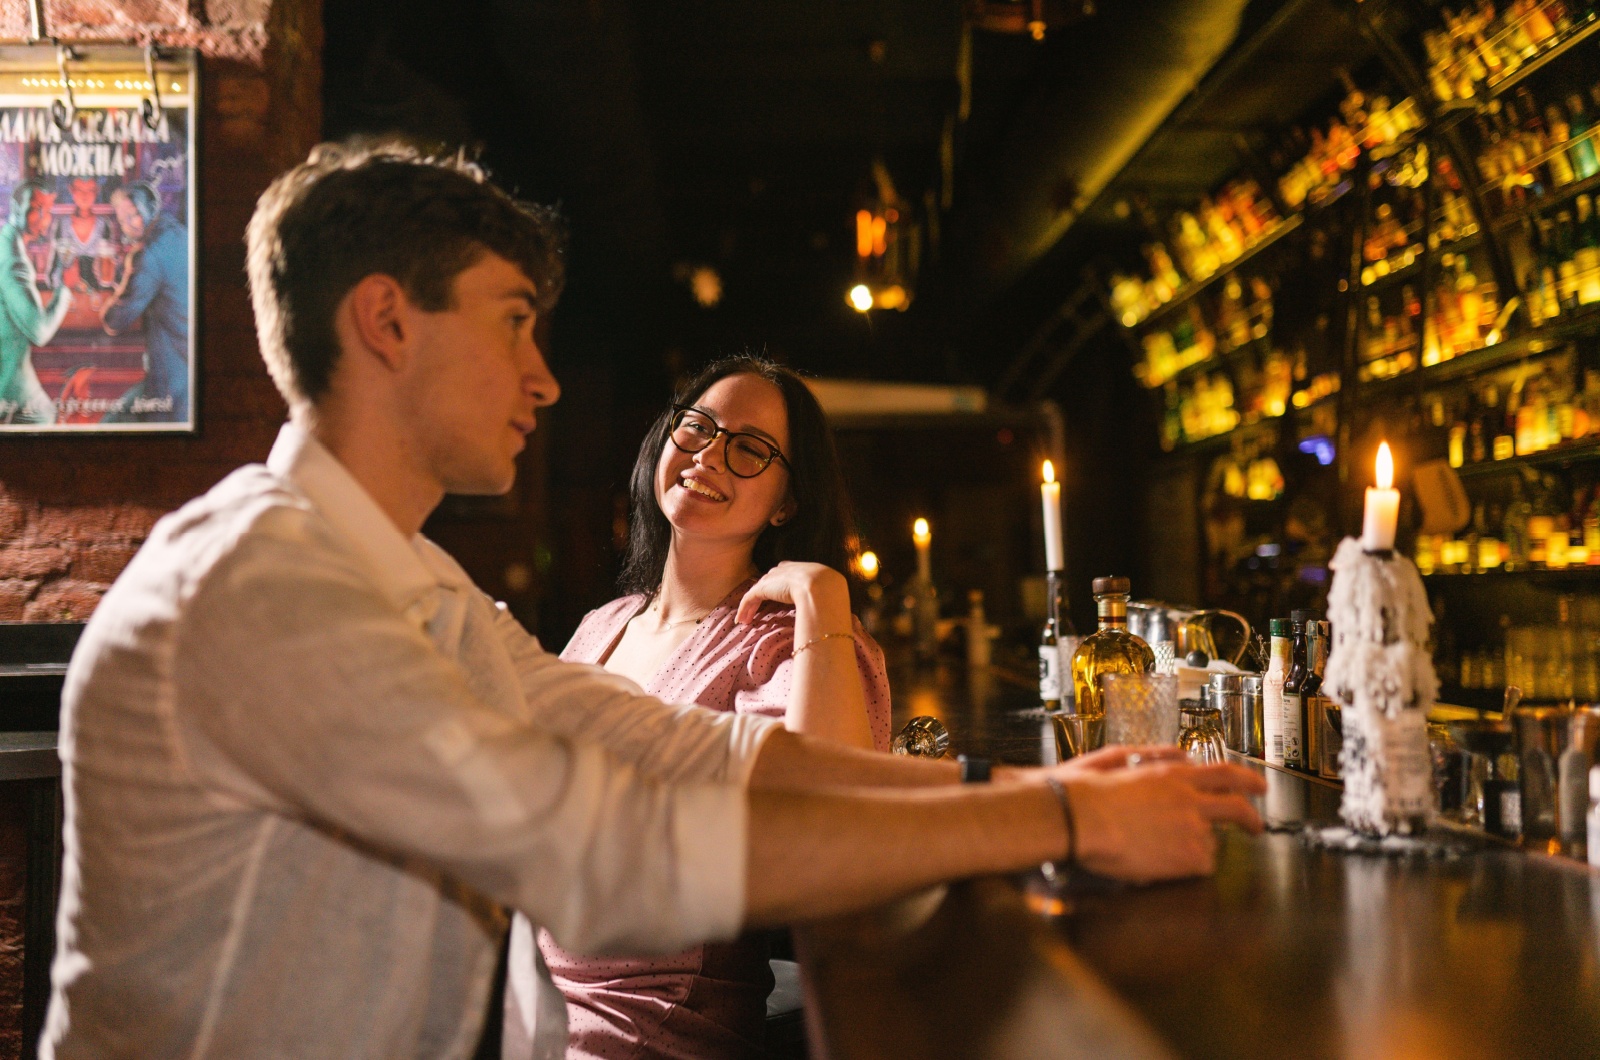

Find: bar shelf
1484;13;1600;98
1453;436;1600;478
1358;305;1600;399
1127;215;1303;331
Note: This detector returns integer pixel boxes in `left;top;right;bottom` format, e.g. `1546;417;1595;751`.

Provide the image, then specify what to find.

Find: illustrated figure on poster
0;179;73;425
53;176;115;293
101;182;188;423
22;183;57;287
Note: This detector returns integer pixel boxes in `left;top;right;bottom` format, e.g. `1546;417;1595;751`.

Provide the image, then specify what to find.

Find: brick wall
0;0;323;621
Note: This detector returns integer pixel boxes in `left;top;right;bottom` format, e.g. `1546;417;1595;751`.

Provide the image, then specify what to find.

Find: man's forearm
742;781;1065;926
747;727;962;790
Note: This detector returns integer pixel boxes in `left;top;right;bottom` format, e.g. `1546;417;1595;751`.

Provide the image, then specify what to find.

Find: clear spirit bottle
1070;576;1154;717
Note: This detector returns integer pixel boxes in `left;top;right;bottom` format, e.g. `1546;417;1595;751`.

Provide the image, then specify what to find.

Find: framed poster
0;45;196;432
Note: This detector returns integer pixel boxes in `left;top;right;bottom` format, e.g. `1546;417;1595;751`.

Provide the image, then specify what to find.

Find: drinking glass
891;716;949;758
1101;672;1179;746
1051;712;1104;761
1179;698;1227;764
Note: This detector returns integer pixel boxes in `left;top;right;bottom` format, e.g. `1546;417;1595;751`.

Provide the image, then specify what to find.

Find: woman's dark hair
618;355;856;597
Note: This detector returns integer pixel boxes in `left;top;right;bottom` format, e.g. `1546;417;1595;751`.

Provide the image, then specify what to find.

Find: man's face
399;252;561;497
112;192;145;241
24;192;54;237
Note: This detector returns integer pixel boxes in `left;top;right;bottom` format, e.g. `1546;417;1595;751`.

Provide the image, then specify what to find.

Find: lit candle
857;550;880;582
913;518;932;582
1041;460;1064;571
1362;442;1400;552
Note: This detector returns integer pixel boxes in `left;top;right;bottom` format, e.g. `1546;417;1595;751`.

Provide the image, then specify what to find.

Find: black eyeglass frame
668;404;793;478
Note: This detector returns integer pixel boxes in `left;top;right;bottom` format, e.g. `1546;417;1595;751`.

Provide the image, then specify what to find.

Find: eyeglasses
669;405;791;479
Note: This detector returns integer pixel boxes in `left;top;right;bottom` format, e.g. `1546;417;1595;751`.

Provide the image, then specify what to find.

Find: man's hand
1059;761;1265;883
1057;744;1184;773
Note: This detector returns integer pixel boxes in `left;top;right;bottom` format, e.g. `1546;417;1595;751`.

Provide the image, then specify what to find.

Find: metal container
1210;672;1261;758
1239;673;1264;758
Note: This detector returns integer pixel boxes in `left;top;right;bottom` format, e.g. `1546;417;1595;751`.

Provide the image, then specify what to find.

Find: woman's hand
736;561;849;627
740;562;876;750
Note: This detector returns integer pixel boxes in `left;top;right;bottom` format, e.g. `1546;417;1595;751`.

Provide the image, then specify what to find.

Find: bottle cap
1591;765;1600;802
1091;576;1131;596
1270;618;1294;638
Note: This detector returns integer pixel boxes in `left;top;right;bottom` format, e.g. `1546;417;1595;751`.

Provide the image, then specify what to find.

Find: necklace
648;600;712;630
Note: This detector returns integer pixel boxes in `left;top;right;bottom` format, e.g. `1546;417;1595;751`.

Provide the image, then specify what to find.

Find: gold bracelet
792;631;853;658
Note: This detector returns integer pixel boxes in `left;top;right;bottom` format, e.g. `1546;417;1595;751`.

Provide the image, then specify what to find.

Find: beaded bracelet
792;631;853;658
1043;776;1078;869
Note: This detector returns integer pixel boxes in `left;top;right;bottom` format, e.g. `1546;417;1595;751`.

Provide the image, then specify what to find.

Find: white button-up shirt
43;422;777;1059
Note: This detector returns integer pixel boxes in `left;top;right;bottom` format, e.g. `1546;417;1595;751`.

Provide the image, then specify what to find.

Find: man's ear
341;274;412;372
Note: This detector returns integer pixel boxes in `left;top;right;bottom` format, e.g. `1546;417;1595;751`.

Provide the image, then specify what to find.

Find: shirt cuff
671;781;749;943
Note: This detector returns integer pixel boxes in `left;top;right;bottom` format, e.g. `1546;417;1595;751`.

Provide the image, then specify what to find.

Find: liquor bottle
1300;615;1328;773
1070;576;1155;718
1566;93;1600;180
1576;195;1600;305
1546;102;1578;188
1263;618;1292;767
1282;612;1312;770
1039;570;1079;710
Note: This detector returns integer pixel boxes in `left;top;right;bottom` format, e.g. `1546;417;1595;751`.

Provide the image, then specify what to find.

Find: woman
508;355;891;1060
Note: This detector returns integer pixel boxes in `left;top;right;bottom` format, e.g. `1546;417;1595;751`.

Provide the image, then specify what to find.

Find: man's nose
524;339;561;408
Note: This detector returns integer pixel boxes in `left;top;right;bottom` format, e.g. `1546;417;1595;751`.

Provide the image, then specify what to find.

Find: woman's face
655;373;795;555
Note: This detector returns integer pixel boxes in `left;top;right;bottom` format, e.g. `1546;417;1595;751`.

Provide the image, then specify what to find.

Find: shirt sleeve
170;519;747;957
733;615;895;753
492;602;779;786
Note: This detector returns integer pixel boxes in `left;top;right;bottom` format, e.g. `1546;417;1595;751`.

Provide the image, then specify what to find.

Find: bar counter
796;657;1600;1060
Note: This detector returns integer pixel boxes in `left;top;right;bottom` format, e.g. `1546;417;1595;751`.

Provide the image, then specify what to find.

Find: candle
1361;442;1400;552
857;550;879;582
1041;460;1064;571
913;518;932;582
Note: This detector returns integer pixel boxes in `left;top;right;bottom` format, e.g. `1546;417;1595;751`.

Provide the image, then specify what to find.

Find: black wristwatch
957;754;991;783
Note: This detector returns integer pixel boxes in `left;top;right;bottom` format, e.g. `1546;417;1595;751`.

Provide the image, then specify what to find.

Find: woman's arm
738;563;878;751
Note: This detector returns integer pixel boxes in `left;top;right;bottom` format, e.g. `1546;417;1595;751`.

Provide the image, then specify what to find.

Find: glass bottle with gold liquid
1070;576;1155;717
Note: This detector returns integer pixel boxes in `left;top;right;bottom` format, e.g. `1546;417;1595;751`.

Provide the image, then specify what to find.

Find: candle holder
1323;537;1438;837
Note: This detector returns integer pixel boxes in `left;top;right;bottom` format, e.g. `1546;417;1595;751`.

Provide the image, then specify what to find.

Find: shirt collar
265;421;455;615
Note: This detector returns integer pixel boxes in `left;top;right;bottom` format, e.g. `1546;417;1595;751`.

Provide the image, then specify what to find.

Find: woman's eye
734;439;767;460
685;420;712;436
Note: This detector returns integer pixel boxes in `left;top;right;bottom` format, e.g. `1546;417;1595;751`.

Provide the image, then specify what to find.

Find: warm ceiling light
848;285;874;312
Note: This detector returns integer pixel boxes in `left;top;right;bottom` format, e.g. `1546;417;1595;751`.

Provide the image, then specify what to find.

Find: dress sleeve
733;614;894;753
171;522;749;956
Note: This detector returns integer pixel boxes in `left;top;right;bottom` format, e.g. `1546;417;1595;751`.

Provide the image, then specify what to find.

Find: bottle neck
1045;571;1071;634
1095;594;1128;631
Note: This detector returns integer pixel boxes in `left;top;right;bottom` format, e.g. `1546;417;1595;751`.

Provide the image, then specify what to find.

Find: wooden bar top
795;657;1600;1060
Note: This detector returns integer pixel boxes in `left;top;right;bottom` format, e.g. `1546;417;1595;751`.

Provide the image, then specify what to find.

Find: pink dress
540;582;892;1060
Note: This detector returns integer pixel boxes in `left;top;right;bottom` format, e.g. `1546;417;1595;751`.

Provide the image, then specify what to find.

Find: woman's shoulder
560;594;646;661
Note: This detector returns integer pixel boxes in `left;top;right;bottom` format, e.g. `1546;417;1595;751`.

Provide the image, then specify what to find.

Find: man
44;141;1264;1059
101;181;189;423
0;180;72;425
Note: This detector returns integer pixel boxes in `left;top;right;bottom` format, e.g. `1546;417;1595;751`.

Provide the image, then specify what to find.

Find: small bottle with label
1263;618;1292;767
1039;571;1075;710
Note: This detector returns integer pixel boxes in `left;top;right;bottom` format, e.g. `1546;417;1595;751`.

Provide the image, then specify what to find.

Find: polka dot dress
539;579;892;1060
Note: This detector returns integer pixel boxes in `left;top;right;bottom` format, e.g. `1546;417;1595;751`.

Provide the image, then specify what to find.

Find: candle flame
857;550;879;579
913;518;931;544
1042;460;1056;485
1376;442;1393;489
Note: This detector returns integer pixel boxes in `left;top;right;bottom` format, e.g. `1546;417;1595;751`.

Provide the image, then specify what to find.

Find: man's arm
101;244;157;335
741;758;1267;925
1;236;70;345
173;527;751;957
494;602;778;785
